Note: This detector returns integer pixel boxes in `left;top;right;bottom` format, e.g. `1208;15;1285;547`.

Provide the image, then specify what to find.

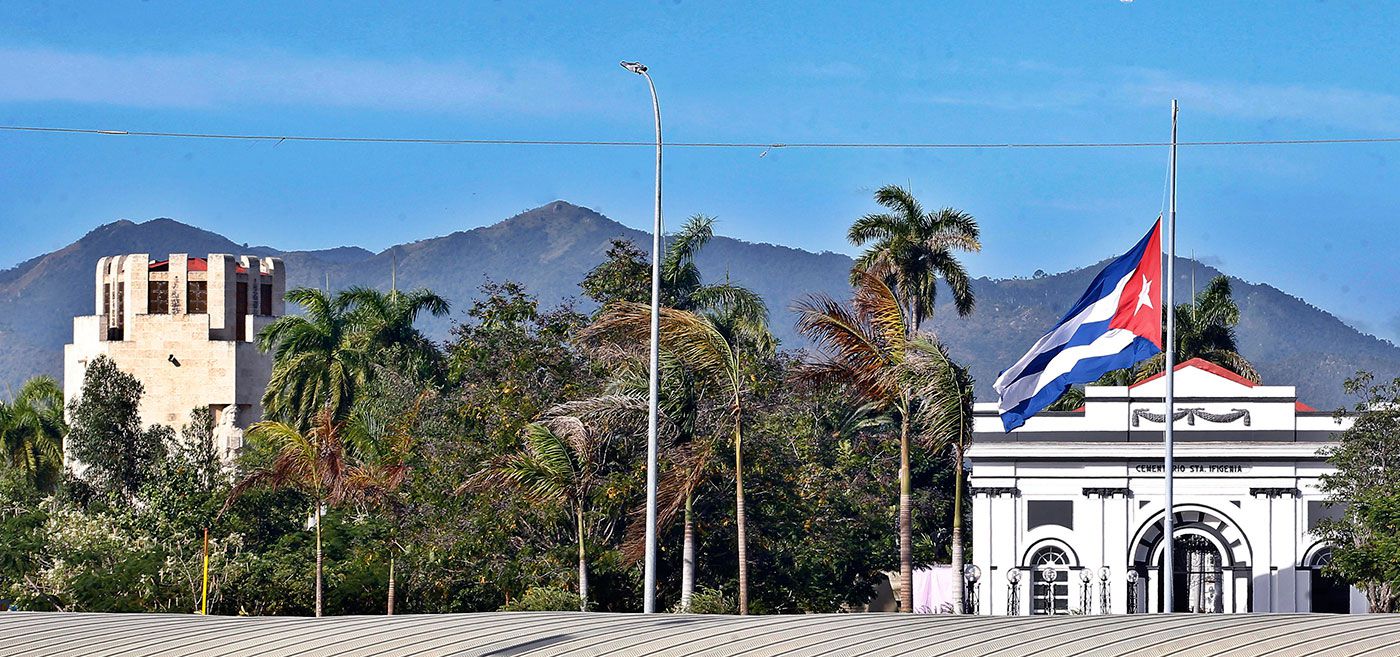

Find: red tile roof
148;257;263;275
1129;357;1258;389
1129;357;1318;411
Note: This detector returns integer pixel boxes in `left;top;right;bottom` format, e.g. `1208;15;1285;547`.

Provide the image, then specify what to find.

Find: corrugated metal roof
2;611;1398;657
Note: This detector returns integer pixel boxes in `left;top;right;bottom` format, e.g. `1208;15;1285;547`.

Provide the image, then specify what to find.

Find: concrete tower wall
64;253;286;458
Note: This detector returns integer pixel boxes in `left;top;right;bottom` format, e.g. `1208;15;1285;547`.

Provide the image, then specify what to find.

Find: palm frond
847;212;902;246
903;339;975;452
872;185;924;227
792;292;892;399
690;283;769;330
929;251;976;318
661;215;715;287
852;271;910;354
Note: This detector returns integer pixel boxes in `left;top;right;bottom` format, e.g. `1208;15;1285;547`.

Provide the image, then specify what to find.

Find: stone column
170;254;189;315
1250;493;1275;612
989;492;1023;615
972;492;993;614
207;254;238;340
1279;492;1300;611
125;254;150;317
265;257;286;316
1104;493;1131;613
93;256;111;317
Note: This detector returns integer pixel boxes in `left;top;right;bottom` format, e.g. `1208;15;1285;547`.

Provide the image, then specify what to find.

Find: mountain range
2;200;1396;409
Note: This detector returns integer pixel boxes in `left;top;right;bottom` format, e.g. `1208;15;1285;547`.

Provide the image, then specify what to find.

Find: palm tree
585;299;770;614
846;187;982;611
258;288;368;429
848;185;982;329
0;376;66;491
795;272;925;612
472;415;618;611
341;286;449;354
661;215;768;315
905;343;975;613
339;395;425;615
223;407;347;617
602;360;708;610
583;214;767;611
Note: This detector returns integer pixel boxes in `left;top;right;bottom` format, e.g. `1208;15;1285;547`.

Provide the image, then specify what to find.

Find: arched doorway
1129;507;1252;613
1170;534;1224;613
1028;546;1073;615
1306;548;1351;614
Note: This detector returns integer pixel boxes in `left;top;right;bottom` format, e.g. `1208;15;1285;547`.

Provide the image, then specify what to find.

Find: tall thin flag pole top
621;59;663;615
1162;100;1178;613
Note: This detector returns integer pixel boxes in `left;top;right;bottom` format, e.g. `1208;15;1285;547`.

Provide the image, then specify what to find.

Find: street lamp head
620;61;648;75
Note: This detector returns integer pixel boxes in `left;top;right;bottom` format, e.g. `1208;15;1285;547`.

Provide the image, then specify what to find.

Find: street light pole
621;59;662;614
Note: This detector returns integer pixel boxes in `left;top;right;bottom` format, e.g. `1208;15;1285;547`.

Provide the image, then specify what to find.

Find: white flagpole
1162;99;1178;613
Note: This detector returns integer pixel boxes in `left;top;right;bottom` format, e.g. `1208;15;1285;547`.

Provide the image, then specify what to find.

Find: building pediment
1124;359;1273;398
972;358;1348;443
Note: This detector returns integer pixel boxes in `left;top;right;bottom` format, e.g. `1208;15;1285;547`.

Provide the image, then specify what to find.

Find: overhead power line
4;124;1400;150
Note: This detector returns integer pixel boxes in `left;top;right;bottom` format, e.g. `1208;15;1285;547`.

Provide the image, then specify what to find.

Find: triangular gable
1127;358;1257;397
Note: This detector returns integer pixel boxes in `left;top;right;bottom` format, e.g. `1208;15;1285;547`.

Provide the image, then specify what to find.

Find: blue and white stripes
995;223;1162;431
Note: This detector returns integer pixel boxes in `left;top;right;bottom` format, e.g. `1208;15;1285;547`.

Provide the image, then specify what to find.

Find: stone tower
64;253;286;458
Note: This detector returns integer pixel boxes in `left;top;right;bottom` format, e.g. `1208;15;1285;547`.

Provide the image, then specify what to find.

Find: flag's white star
1134;275;1154;315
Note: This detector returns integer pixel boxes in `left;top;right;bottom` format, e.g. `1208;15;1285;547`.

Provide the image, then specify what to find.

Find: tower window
187;281;208;314
260;283;273;315
236;282;248;341
148;281;170;314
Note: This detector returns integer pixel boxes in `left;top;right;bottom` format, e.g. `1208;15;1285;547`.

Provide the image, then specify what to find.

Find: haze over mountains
2;201;1395;409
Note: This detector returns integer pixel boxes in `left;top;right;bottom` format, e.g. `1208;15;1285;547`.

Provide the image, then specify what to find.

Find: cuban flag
994;220;1162;431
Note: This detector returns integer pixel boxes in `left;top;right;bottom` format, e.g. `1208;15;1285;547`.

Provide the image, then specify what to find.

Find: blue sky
3;2;1400;339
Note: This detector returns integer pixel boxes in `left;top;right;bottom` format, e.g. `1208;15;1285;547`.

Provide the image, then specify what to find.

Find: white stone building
64;253;285;457
967;358;1365;615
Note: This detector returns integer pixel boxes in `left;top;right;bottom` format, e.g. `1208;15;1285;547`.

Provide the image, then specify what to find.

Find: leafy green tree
694;363;958;613
584;216;766;318
342;286;450;383
848;185;981;328
342;287;450;351
500;586;584;611
225;408;348;617
581;239;651;307
1315;372;1400;612
845;186;980;612
0;468;50;604
424;281;622;612
447;281;602;446
65;355;167;498
659;215;767;317
0;375;66;492
258;288;368;428
683;586;736;614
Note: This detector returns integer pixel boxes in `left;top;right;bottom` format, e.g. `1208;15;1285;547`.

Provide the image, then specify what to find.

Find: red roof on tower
148;257;263;275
